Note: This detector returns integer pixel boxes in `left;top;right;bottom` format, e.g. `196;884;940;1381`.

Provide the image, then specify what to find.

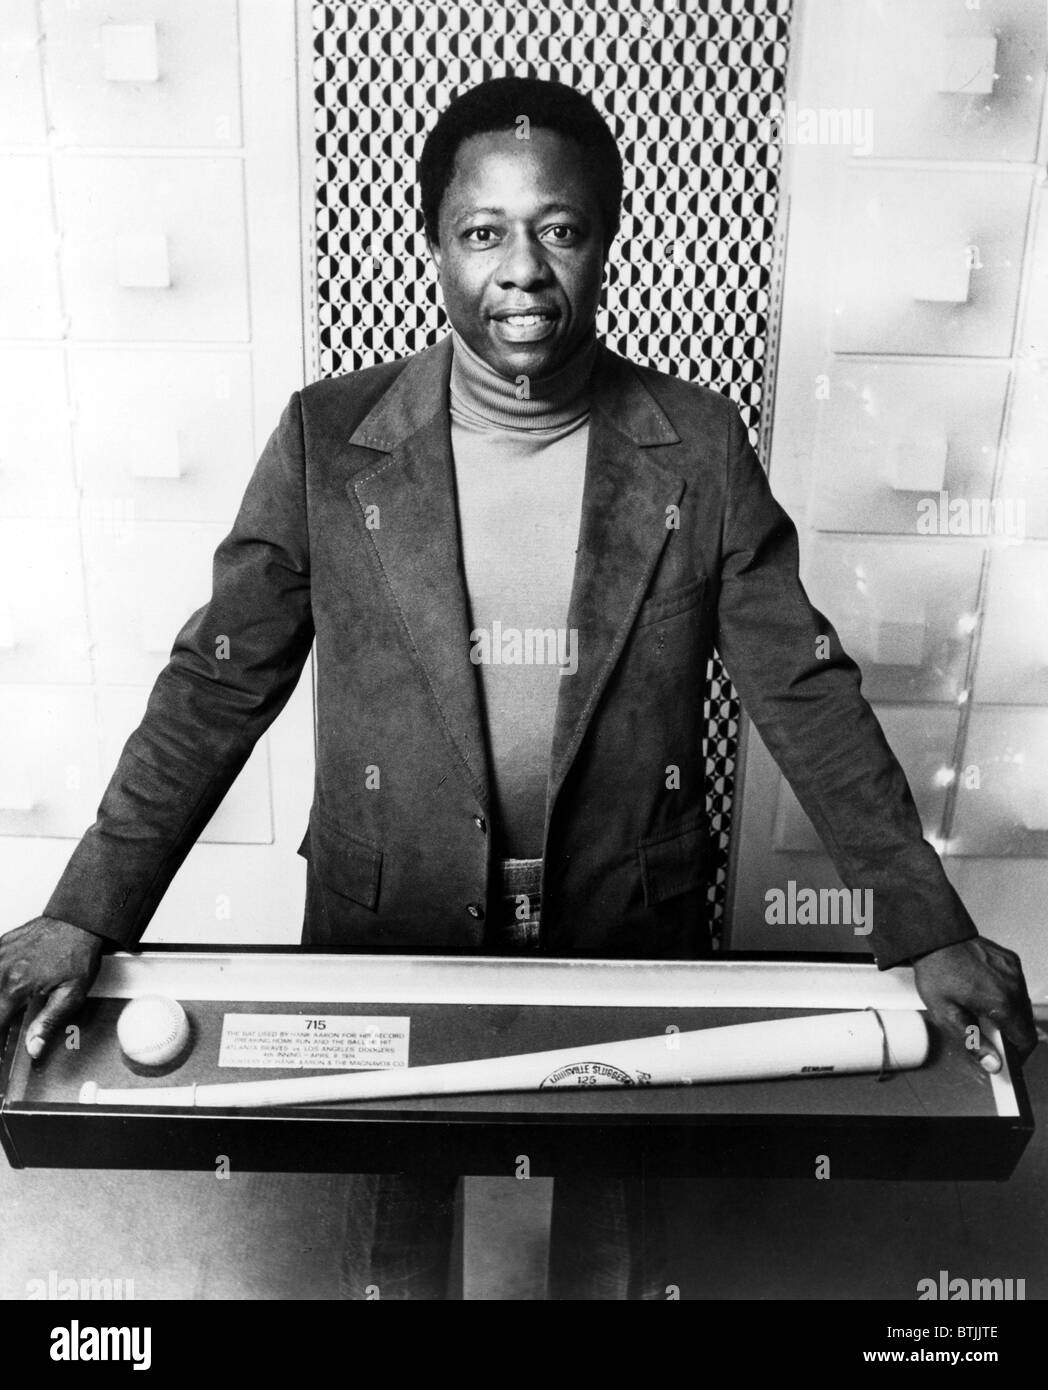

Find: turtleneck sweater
449;328;597;858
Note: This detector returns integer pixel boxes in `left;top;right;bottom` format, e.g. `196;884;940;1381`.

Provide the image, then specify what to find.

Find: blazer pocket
638;815;707;908
297;813;382;910
634;576;706;629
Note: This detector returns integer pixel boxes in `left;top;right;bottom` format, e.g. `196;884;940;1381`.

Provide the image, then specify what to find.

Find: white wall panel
809;361;1009;534
0;521;91;684
849;0;1047;162
801;537;984;703
81;520;224;686
0;347;77;519
952;706;1048;854
0;158;62;337
0;688;101;838
55;157;250;341
0;0;48;145
831;168;1030;357
41;0;241;148
976;545;1048;704
70;348;255;521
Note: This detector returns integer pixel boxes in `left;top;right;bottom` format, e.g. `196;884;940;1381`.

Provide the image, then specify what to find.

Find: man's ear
425;233;442;272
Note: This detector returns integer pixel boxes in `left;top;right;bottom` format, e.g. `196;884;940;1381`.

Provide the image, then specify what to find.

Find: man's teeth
503;314;550;324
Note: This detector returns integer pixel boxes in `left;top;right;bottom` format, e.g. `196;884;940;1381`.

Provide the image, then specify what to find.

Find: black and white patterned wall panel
311;0;793;937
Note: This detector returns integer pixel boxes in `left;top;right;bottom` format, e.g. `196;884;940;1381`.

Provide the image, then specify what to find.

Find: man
0;77;1036;1299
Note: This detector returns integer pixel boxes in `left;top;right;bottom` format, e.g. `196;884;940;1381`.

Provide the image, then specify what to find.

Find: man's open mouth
492;310;559;324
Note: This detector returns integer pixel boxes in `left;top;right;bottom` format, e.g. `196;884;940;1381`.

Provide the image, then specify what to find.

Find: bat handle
79;1080;200;1107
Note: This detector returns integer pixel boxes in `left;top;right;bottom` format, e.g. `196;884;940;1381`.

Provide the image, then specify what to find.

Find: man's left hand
912;937;1037;1074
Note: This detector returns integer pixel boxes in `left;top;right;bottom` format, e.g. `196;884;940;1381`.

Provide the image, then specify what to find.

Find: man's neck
449;328;598;431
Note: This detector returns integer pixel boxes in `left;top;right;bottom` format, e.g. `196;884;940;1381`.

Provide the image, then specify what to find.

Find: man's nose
495;232;553;287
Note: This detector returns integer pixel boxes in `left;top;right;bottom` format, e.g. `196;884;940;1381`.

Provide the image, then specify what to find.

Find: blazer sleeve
714;403;977;969
43;394;315;948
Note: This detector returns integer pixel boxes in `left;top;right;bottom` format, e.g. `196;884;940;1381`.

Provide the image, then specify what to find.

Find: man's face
427;127;608;379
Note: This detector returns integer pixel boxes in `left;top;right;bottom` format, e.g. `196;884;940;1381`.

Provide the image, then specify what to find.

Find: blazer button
466;903;485;920
473;814;486;832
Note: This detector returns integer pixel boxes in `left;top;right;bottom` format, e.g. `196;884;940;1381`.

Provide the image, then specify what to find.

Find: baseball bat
78;1009;928;1109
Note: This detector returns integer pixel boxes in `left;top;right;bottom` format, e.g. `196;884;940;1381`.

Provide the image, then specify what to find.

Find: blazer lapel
545;347;687;830
343;337;490;810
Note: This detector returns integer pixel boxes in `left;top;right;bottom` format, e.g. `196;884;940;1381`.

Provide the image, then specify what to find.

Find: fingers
24;981;88;1061
931;1000;1002;1075
0;917;102;1044
998;958;1038;1062
913;937;1039;1074
993;1000;1039;1064
0;946;33;1035
0;993;22;1036
976;946;1038;1063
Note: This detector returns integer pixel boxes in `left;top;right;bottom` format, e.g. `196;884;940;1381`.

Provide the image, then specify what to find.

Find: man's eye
463;225;579;246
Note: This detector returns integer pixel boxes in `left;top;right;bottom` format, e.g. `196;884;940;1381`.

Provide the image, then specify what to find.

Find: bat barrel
670;1007;929;1084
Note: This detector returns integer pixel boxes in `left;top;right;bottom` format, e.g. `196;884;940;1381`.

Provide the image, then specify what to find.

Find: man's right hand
0;917;104;1059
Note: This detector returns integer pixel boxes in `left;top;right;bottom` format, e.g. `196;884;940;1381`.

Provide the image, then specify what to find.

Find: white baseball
116;995;191;1067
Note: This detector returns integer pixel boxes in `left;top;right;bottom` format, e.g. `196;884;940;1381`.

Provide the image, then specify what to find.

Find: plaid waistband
497;857;543;899
487;856;542;953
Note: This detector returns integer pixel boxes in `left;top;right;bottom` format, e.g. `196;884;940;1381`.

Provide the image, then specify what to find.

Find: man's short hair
419;75;623;250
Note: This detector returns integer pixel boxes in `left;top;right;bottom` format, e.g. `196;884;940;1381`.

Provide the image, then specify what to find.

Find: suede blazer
45;334;976;967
